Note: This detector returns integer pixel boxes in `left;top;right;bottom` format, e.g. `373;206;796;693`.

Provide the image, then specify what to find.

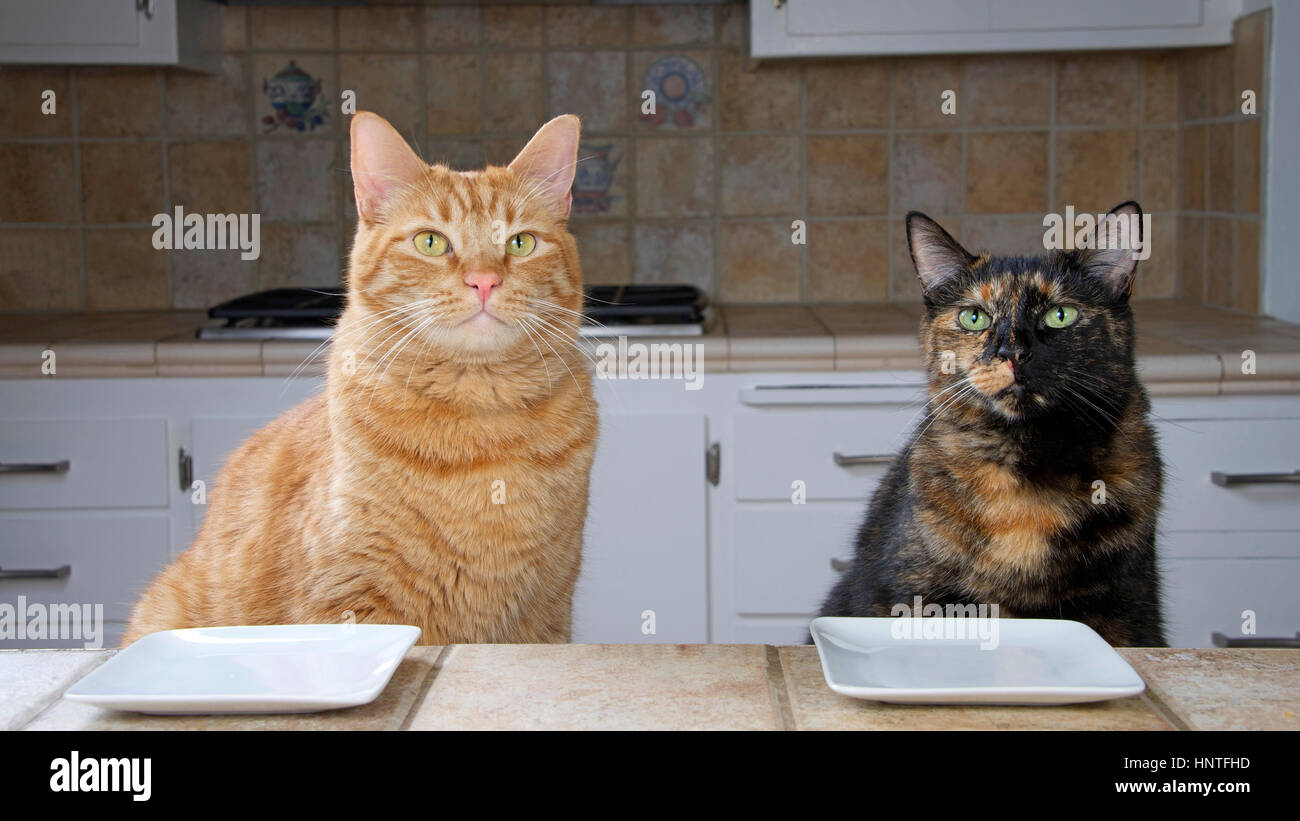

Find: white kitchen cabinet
711;375;1300;649
0;376;713;646
753;0;1238;58
0;513;170;649
0;0;220;72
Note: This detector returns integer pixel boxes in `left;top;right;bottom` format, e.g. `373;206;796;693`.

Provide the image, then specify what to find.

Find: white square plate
810;617;1145;705
64;624;421;714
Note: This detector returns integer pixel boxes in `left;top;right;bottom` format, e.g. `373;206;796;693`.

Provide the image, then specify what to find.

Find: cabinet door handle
1210;470;1300;486
833;452;894;467
830;558;852;572
0;564;71;580
1212;631;1300;648
0;460;70;474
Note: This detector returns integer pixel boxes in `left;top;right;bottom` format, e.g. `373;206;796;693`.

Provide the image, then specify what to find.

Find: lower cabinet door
573;411;709;643
1162;552;1300;648
0;513;171;649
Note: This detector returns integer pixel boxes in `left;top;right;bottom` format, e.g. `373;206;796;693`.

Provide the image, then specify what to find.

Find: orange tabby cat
123;112;597;645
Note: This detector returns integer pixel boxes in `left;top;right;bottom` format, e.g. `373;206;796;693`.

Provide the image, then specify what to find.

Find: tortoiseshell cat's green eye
413;231;449;257
958;307;991;331
505;232;536;257
1044;305;1080;328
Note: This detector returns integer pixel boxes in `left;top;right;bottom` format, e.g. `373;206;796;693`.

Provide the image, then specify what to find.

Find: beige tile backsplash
0;3;1270;314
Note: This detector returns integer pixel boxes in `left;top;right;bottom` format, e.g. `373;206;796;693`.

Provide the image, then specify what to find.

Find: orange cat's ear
508;115;581;218
350;111;427;222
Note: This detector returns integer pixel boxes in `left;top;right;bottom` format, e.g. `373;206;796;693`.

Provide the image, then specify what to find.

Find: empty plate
64;624;421;714
810;617;1145;705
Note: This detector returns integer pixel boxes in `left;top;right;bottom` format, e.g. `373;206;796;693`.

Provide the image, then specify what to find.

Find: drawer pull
0;460;70;474
0;564;71;580
1212;631;1300;648
833;452;894;467
830;558;852;572
1210;470;1300;486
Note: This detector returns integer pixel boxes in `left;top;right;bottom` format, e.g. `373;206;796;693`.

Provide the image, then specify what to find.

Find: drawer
1163;557;1300;648
733;405;919;501
1156;418;1300;532
0;514;171;648
0;419;169;510
732;507;862;615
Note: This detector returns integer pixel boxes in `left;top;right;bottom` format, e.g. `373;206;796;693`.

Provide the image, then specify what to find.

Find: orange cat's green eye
414;231;449;257
958;307;991;331
505;232;536;257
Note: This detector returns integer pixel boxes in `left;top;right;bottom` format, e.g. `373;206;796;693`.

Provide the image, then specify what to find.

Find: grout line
397;644;455;731
763;644;796;731
69;70;86;311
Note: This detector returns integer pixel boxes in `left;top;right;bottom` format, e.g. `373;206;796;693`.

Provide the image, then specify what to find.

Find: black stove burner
206;284;707;329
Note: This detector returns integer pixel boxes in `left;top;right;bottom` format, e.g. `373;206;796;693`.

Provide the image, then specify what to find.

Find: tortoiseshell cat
819;202;1166;646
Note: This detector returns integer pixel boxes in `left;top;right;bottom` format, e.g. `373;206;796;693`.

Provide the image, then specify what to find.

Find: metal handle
1211;470;1300;486
830;558;852;572
0;564;71;580
1212;631;1300;648
0;460;69;474
833;452;894;467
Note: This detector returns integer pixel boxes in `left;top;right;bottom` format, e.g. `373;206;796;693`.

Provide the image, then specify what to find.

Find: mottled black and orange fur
819;203;1166;646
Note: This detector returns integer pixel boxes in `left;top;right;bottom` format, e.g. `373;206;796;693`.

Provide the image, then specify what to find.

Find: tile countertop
2;645;1296;731
1;300;1300;394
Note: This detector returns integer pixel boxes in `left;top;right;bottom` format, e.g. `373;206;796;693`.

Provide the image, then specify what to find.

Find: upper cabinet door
0;0;220;72
753;0;1236;58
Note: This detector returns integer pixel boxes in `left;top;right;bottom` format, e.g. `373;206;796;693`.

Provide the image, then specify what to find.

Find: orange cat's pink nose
465;271;501;306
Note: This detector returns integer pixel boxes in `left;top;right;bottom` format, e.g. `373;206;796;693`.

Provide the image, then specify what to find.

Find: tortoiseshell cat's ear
1060;200;1144;299
906;211;977;294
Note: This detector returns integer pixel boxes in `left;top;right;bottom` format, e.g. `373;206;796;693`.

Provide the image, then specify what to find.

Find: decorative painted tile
636;52;711;131
254;55;334;135
572;139;626;217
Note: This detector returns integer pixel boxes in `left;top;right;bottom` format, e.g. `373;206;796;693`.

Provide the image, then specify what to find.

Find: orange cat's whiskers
514;318;554;397
520;313;587;402
364;313;443;411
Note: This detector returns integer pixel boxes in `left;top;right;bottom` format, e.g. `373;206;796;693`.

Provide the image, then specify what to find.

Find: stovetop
197;284;709;340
